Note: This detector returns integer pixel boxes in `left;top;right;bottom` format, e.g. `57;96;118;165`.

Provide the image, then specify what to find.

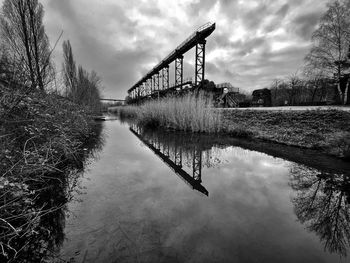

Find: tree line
0;0;102;113
265;0;350;106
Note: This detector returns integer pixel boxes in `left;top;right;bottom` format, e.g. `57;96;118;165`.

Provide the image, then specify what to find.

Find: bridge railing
176;22;214;52
196;22;213;32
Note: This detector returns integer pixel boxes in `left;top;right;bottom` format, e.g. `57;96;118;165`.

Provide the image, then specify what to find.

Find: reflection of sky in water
59;121;346;263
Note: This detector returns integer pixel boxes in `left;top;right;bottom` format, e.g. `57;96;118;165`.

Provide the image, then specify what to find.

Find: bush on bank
0;83;102;261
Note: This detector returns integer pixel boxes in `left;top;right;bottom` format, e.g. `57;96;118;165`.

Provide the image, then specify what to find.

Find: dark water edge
211;133;350;175
0;122;105;263
5;118;350;262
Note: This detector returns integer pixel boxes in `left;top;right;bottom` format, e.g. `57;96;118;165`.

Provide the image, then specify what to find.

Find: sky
1;0;330;98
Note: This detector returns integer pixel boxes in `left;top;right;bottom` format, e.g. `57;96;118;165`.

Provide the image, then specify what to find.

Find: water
54;119;350;263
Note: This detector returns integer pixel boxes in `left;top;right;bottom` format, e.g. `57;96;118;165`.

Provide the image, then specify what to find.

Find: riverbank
221;109;350;159
110;97;350;160
0;84;103;261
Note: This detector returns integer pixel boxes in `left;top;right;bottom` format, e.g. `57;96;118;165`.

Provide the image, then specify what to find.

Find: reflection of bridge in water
130;124;209;196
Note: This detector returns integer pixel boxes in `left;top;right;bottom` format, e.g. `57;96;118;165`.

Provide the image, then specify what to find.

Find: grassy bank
110;94;222;132
221;109;350;159
0;84;103;261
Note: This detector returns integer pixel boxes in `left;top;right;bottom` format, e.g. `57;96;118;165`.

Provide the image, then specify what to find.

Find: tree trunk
344;79;349;105
17;1;35;88
311;85;318;103
27;1;44;91
337;82;343;104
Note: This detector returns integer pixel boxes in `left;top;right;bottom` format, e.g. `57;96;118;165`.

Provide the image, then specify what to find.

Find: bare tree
61;40;102;113
62;40;77;99
271;78;281;104
287;72;303;105
303;66;327;103
0;0;53;90
305;0;350;104
290;165;350;256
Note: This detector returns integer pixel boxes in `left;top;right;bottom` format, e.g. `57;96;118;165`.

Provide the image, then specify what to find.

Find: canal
55;119;350;263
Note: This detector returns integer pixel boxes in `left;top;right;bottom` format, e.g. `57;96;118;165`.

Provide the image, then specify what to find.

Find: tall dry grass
110;93;222;133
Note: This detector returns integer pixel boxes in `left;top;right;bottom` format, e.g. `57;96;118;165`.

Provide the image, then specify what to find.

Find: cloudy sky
2;0;331;98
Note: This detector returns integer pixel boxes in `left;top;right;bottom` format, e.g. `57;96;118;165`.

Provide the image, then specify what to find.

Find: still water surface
57;119;350;263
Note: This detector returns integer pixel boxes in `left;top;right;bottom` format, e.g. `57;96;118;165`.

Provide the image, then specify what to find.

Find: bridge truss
128;22;216;103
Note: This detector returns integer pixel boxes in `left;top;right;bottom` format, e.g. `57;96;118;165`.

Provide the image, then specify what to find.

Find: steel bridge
128;22;216;103
129;124;208;196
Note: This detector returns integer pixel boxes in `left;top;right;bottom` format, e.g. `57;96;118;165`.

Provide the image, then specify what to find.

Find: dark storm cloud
276;3;289;18
263;4;290;33
31;0;331;97
206;61;220;75
240;4;270;30
290;12;322;40
187;0;219;17
44;0;158;98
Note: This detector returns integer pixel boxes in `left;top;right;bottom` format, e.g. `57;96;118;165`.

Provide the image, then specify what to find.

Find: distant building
216;82;239;93
252;88;271;107
215;82;246;108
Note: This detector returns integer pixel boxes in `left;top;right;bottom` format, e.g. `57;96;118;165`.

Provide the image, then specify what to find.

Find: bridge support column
150;76;154;94
195;40;206;87
175;55;184;88
175;144;182;167
192;147;202;182
154;72;160;97
146;78;151;95
141;83;145;97
162;66;169;90
136;86;139;99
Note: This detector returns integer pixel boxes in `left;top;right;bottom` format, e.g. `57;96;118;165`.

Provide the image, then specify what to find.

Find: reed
111;93;222;133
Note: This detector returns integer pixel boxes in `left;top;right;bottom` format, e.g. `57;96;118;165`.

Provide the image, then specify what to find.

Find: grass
221;109;350;159
110;93;222;133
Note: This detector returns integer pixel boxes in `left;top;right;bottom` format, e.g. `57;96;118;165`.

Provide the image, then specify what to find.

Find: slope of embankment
221;109;350;160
